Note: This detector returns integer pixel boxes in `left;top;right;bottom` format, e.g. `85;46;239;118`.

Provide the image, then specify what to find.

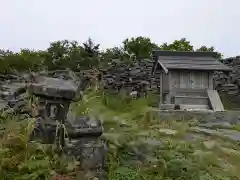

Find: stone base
158;110;240;123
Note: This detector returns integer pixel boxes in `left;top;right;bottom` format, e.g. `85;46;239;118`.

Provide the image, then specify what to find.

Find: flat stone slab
159;128;177;135
157;110;240;124
198;122;233;129
190;127;240;141
28;76;79;100
218;129;240;141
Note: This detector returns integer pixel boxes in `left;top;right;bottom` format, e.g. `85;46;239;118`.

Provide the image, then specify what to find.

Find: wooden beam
168;71;172;104
159;70;163;107
157;59;168;74
208;72;213;89
152;61;158;76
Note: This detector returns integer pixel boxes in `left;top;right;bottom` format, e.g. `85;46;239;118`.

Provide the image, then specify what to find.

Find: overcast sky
1;0;239;57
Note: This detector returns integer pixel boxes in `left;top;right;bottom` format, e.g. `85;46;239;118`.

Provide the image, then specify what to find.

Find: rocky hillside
0;55;239;110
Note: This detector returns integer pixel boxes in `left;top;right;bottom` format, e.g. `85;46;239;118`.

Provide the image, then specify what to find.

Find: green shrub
0;114;77;179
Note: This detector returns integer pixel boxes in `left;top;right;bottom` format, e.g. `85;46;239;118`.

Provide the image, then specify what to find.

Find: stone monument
28;75;107;180
28;75;80;144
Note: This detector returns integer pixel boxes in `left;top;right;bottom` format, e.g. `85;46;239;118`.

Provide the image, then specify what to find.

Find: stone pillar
28;76;79;145
65;116;108;180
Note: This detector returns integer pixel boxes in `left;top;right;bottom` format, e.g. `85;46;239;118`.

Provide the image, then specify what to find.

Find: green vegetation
0;86;240;179
0;37;223;73
0;114;78;179
73;87;240;180
220;93;240;111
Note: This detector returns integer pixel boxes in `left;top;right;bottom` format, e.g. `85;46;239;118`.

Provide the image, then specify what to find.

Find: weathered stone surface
183;133;202;141
28;76;81;146
190;127;225;137
0;81;27;114
99;59;155;97
65;116;107;180
198;122;233;129
158;110;240;124
218;129;240;141
28;76;79;100
159;128;178;135
67;116;103;138
65;138;107;169
190;127;240;141
0;83;26;99
21;74;108;179
215;56;240;106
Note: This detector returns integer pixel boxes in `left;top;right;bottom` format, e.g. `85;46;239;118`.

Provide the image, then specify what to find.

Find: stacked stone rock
214;56;240;103
100;59;156;97
25;59;158;98
0;73;28;114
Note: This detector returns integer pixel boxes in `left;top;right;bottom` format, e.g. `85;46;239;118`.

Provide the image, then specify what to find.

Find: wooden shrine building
152;50;232;111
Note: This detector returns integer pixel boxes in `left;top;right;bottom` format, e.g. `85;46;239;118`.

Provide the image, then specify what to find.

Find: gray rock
159;128;178;135
28;76;79;100
96;59;155;97
67;116;103;138
198;122;233;129
65;117;107;180
65;138;107;169
218;129;240;141
183;133;202;141
215;56;240;105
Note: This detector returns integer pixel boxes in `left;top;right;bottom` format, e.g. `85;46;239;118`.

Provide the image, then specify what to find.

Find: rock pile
100;59;156;97
10;59;157;98
214;56;240;104
0;73;28;114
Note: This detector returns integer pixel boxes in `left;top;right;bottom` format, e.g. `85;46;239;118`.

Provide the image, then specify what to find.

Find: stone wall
100;59;157;96
0;55;239;108
213;56;240;109
35;59;158;98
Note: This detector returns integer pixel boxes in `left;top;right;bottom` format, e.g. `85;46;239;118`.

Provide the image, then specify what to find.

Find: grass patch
71;86;240;180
